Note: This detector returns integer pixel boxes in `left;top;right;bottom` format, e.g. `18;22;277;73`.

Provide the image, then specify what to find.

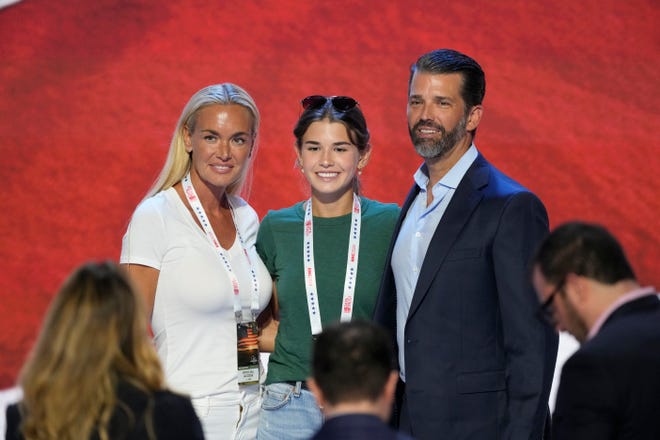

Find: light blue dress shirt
391;145;478;380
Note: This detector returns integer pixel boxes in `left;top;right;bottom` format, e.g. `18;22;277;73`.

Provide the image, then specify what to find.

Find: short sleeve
120;196;167;270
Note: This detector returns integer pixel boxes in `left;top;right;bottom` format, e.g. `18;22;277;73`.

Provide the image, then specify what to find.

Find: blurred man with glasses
532;221;660;439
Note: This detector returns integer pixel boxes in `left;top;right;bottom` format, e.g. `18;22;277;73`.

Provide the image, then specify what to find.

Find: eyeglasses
301;95;359;112
537;278;565;326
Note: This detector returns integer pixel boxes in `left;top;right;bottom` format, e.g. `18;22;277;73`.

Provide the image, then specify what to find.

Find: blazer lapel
407;155;490;321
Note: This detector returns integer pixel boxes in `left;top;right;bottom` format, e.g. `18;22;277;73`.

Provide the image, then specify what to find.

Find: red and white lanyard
303;194;361;335
182;172;260;322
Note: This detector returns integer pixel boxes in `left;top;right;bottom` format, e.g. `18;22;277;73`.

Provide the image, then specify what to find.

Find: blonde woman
120;83;272;439
5;261;203;440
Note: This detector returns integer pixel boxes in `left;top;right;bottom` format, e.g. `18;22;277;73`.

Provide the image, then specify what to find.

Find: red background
1;0;658;388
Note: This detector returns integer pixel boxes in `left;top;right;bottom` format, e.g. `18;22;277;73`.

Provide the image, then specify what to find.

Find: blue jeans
257;382;323;440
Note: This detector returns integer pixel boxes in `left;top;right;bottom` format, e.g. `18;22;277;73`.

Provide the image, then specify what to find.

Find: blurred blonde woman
121;83;272;439
5;261;204;440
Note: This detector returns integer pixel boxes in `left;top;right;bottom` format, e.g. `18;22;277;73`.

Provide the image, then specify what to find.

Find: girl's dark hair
293;100;370;153
293;99;370;194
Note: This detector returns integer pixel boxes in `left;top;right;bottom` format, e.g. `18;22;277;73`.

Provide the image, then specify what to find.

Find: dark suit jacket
5;382;204;440
374;153;558;440
312;413;415;440
553;294;660;439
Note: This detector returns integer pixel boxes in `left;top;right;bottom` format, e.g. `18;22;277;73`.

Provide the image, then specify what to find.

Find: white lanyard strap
303;194;361;335
182;172;260;321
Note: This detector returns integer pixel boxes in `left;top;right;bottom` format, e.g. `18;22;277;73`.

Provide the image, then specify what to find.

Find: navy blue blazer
374;153;558;440
553;294;660;439
312;414;415;440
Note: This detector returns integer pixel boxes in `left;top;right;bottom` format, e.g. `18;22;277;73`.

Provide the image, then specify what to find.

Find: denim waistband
282;380;309;392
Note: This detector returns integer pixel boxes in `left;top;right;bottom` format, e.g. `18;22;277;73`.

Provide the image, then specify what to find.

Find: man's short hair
533;221;636;285
311;320;395;405
409;48;486;110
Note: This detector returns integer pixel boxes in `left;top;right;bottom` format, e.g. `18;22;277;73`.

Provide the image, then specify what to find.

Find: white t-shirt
120;188;272;400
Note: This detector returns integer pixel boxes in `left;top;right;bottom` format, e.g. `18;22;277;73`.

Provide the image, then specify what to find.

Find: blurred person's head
308;320;397;421
17;261;165;440
532;221;638;342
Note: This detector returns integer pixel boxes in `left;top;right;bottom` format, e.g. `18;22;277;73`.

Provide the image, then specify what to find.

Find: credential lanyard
182;172;260;322
303;194;361;336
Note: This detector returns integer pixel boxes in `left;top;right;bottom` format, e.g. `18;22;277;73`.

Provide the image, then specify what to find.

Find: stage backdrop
1;0;658;389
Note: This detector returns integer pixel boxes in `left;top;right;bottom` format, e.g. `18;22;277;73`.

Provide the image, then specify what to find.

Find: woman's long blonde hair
146;83;260;199
17;261;165;440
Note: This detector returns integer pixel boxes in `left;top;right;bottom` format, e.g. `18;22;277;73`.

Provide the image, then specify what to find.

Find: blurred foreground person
533;221;660;439
5;261;204;440
308;320;414;440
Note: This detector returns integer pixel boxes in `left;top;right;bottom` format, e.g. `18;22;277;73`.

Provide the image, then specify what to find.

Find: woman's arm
258;281;279;352
122;263;159;320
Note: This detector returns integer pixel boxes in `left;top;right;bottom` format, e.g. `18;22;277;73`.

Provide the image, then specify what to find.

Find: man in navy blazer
374;48;558;439
308;320;414;440
532;221;660;439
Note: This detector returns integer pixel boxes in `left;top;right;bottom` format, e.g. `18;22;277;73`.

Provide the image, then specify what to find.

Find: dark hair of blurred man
308;320;414;440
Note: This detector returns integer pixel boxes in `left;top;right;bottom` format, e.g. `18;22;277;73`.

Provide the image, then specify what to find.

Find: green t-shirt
256;197;400;384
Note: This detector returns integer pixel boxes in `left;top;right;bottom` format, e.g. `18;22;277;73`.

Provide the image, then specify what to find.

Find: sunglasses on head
301;95;359;112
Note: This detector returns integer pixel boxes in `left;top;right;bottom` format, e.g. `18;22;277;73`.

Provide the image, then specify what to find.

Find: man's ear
383;371;398;405
565;273;590;305
466;105;483;132
307;377;326;411
374;371;400;422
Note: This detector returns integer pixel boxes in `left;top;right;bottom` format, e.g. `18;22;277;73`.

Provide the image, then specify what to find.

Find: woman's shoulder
131;188;178;216
361;197;400;218
261;202;305;223
228;194;258;217
227;195;262;235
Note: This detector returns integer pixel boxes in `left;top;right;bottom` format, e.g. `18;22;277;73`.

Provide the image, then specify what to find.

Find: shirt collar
414;144;479;193
587;286;657;340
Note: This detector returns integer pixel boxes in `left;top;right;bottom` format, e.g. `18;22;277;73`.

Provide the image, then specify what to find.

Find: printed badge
237;321;259;385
